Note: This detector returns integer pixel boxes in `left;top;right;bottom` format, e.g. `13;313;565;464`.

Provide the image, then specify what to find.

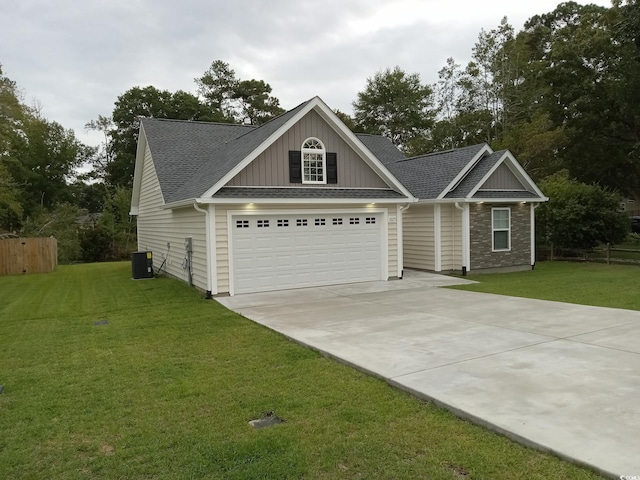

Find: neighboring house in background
130;97;414;296
130;96;548;296
364;142;548;273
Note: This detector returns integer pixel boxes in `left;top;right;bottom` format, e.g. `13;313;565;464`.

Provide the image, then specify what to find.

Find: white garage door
231;212;384;294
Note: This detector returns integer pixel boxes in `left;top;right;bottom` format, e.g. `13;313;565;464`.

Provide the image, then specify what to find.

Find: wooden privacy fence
0;237;58;275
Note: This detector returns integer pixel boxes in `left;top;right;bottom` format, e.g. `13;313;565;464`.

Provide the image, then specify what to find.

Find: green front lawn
0;263;602;479
450;261;640;310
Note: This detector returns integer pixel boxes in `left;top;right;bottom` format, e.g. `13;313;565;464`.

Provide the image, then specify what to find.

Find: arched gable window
301;137;326;184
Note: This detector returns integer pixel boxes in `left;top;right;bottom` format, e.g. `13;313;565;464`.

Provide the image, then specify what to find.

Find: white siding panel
440;204;462;271
403;205;435;270
136;146;208;290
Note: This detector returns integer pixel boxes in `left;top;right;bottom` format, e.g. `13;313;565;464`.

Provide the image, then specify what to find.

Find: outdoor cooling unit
131;251;153;279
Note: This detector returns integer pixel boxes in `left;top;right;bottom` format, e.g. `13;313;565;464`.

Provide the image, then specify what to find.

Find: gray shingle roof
356;134;406;165
214;187;405;199
445;151;506;198
142;100;311;204
141;118;254;203
383;143;488;199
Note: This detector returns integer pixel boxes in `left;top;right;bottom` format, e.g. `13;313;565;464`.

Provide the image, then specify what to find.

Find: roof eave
467;150;546;199
416;196;548;204
130;125;149;215
193;196;414;205
436;144;493;199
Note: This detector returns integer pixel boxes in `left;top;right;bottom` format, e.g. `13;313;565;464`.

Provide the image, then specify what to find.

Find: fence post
607;243;610;265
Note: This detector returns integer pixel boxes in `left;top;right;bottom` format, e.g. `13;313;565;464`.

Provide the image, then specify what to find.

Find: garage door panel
232;213;384;294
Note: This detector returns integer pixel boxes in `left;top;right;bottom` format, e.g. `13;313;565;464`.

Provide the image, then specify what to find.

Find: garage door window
257;219;270;228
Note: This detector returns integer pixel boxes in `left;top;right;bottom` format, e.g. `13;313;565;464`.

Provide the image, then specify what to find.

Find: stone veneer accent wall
469;203;530;270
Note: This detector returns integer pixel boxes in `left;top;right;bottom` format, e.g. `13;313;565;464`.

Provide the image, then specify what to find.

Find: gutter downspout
455;202;470;275
193;203;213;299
531;203;540;270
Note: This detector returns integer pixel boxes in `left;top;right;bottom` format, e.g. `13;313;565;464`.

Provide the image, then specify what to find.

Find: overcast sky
1;0;610;147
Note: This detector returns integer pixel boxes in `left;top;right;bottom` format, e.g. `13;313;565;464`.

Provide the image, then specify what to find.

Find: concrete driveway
216;270;640;478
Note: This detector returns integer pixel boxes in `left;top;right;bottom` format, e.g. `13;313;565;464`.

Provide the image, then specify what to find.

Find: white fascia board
416;197;547;204
467;151;547;200
437;144;493;200
130;125;148;215
311;98;416;200
161;199;199;210
468;197;548;203
192;197;410;205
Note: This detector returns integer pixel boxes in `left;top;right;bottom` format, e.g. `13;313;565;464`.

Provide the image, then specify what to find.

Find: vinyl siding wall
440;204;463;271
215;204;398;295
402;205;435;271
136;145;208;290
227;110;388;188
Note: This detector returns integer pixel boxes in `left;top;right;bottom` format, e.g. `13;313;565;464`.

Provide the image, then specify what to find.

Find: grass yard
450;261;640;311
0;262;603;479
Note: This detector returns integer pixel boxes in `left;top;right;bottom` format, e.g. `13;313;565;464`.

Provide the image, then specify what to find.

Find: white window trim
492;207;511;252
301;137;326;185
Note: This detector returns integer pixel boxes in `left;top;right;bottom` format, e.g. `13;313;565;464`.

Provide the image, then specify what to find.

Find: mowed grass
0;263;603;479
449;261;640;311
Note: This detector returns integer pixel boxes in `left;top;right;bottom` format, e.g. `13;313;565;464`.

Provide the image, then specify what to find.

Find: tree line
0;0;637;261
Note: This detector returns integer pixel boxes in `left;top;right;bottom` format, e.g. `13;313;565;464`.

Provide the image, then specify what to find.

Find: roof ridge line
141;117;256;128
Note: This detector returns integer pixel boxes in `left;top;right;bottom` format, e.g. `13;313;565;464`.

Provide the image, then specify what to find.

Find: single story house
130;96;547;296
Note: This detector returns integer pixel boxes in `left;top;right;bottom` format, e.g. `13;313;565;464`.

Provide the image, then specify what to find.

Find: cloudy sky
1;0;610;147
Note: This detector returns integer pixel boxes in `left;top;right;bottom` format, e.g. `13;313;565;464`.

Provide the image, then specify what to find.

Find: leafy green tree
353;66;435;155
333;110;360;132
84;114;114;181
0;65;26;231
195;60;239;121
512;2;640;196
0;163;23;232
0;65;25;158
20;204;82;263
233;79;284;125
4;113;91;216
79;223;112;263
106;86;215;188
495;112;568;181
537;171;629;251
196;60;284;125
68;180;109;212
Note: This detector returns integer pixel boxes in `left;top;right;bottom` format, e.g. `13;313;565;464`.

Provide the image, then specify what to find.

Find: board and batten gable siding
226;110;388;188
214;204;398;295
402;205;435;271
136;144;208;290
480;163;527;190
440;204;462;271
